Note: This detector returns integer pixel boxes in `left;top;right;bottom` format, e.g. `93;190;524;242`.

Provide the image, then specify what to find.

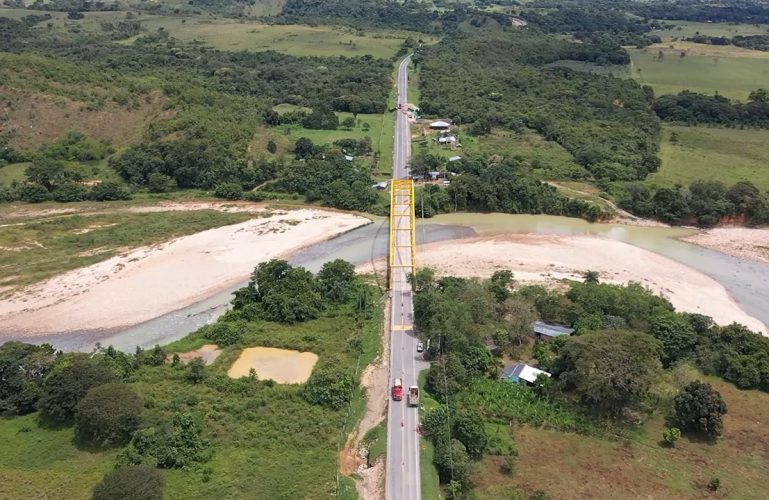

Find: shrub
147;172;176;193
708;477;721;491
304;363;355;410
185;358;206;384
120;412;211;469
90;181;132;201
673;381;727;439
662;427;681;446
91;465;164;500
16;183;51;203
75;383;142;447
52;182;89;202
200;322;242;346
213;182;243;200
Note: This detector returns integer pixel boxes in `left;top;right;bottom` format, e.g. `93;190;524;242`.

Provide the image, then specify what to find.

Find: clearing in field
227;347;319;383
629;42;769;100
648;125;769;191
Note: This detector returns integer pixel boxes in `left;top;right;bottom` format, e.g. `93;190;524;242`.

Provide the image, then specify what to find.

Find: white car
416;342;424;353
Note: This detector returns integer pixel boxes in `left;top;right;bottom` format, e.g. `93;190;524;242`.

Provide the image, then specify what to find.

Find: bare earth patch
175;344;222;365
227;347;318;383
681;226;769;264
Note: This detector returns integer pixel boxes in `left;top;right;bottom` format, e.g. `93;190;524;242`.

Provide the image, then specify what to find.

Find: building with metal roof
531;320;575;340
501;363;551;385
429;120;451;129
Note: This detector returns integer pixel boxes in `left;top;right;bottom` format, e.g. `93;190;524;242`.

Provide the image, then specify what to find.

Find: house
531;320;575;341
429;120;451;130
501;363;551;385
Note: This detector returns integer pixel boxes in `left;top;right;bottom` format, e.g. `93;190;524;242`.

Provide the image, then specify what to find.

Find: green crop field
629;42;769;100
647;125;769;192
654;20;769;41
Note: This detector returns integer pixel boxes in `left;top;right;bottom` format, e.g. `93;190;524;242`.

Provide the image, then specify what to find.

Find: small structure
501;363;551;385
344;155;354;161
429;120;451;130
531;320;575;341
373;181;389;190
438;136;456;144
448;155;462;162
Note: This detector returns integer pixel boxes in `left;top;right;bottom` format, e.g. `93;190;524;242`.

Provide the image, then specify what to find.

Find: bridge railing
388;179;416;290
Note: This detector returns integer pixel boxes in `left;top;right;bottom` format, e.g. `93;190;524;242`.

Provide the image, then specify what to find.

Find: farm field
469;373;769;499
648;125;769;192
653;20;769;41
629;42;769;100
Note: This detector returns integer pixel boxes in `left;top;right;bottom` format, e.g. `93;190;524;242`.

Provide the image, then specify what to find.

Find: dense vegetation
620;179;769;225
653;89;769;127
415;29;661;182
0;258;382;498
411;268;769;494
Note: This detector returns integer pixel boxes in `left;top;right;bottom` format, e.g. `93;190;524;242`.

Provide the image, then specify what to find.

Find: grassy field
132;17;420;58
647;125;769;191
0;209;254;292
471;372;769;499
629;42;769;100
654;20;769;42
0;414;117;500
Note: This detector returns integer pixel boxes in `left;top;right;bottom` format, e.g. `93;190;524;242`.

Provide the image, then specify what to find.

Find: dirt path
340;297;390;500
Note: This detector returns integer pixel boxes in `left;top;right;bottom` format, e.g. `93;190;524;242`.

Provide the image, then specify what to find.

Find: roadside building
429;120;451;130
500;363;551;385
531;320;575;341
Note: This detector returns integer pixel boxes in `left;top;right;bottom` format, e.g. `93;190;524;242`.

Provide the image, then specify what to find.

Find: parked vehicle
416;342;424;353
392;378;403;401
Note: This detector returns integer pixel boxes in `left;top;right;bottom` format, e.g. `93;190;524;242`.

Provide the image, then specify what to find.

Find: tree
200;322;241;346
90;181;132;201
648;312;697;365
662;426;681;446
185;358;206;384
25;157;75;191
91;465;164;500
453;409;488;459
341;116;356;129
582;270;600;284
75;383;142;447
121;412;211;469
266;139;277;154
555;331;663;415
488;269;514;303
434;438;470;486
304;363;355;410
0;342;56;415
497;297;537;347
294;137;316;159
302;106;339;130
317;259;356;303
16;183;51;203
748;88;769;103
39;355;119;424
673;381;727;439
213;182;243;200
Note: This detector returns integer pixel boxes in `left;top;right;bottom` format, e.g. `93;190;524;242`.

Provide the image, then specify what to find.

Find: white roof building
501;363;551;384
429;120;451;129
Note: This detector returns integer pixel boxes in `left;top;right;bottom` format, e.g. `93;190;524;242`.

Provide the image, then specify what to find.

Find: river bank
0;209;370;337
680;226;769;264
360;232;768;335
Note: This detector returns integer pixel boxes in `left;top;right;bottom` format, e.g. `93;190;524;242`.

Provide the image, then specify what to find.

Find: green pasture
654;20;769;41
629;43;769;100
648;125;769;192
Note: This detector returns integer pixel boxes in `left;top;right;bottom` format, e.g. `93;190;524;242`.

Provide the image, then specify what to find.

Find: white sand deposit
681;226;769;264
0;209;369;335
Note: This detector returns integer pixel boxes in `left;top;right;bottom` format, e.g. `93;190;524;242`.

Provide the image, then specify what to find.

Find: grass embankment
629;42;769;100
471;371;769;499
0;209;254;292
648;125;769;191
0;292;384;498
417;368;442;499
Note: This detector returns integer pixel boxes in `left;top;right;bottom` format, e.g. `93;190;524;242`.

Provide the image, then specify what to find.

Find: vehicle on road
416;342;424;353
407;385;420;407
392;378;403;401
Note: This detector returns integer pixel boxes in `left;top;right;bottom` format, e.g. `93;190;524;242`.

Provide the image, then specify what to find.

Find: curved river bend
26;214;769;352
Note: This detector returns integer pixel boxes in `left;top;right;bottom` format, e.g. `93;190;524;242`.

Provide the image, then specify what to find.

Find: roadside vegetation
411;268;769;498
0;258;382;499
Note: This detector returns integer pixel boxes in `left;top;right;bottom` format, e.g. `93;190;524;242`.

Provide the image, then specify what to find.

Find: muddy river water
32;213;769;352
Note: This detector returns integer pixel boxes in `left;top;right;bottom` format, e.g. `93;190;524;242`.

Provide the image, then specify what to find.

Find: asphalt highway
385;55;428;500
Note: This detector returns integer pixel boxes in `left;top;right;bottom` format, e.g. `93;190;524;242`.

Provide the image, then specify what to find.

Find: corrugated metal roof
501;363;551;384
532;320;574;338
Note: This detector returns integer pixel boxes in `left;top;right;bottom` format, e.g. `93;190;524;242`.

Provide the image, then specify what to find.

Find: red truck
392;378;403;401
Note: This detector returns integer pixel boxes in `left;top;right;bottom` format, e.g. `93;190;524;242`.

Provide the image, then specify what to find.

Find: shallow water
19;213;769;352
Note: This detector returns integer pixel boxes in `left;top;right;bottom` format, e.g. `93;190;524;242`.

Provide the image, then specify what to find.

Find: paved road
385;55;428;500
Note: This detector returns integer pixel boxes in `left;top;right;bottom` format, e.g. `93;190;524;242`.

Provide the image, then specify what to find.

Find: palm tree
582;270;600;285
